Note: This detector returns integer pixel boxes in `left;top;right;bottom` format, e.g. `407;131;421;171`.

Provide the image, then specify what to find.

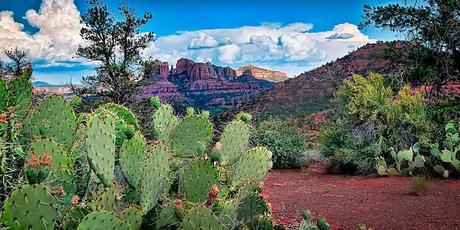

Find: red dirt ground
262;164;460;230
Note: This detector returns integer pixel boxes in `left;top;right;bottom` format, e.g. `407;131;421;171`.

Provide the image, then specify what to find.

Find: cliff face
236;65;288;82
135;59;274;109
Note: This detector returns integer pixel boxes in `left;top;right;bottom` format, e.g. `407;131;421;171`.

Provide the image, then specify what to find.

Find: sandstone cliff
236;65;287;82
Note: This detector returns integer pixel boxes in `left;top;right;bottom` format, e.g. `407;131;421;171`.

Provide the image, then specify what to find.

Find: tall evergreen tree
76;0;155;103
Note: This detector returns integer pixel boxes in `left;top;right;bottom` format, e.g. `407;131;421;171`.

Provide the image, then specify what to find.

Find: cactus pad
120;132;146;188
62;206;90;230
120;206;144;230
140;142;171;212
171;115;213;157
77;211;130;230
7;73;33;121
26;138;71;170
237;193;269;222
0;78;7;111
86;114;117;187
179;159;219;202
152;104;178;140
217;200;238;230
231;147;273;188
181;206;222;230
219;120;250;165
99;103;139;130
156;201;179;229
1;184;57;230
28;95;77;150
93;185;121;212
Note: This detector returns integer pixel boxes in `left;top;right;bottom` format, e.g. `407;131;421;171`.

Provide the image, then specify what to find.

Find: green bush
319;126;349;157
254;119;306;169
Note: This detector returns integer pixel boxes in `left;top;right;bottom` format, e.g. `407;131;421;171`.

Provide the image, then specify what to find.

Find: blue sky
0;0;406;84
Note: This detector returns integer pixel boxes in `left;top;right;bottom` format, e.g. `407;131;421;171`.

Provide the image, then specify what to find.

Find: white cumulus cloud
143;22;375;77
0;0;83;66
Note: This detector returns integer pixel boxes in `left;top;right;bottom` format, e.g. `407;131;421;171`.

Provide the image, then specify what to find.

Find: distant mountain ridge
236;65;288;82
32;81;52;87
226;41;413;137
136;58;277;109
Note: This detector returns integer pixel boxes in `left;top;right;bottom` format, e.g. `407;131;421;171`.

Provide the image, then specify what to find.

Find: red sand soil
262;164;460;230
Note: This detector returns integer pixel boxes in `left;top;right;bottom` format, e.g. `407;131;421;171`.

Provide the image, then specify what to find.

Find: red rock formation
159;62;169;79
236;65;288;82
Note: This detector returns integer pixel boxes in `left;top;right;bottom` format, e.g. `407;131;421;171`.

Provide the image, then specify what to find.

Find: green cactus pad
120;206;144;230
1;184;57;230
93;185;121;212
120;132;146;188
7;73;33;121
62;206;90;230
247;215;274;230
0;78;7;111
150;96;161;109
171;115;213;157
28;95;77;150
179;159;219;202
77;211;130;230
152;104;178;140
26;138;71;170
156;201;179;229
237;193;269;222
140;142;171;213
231;147;273;188
181;206;223;230
86;114;117;187
219;120;250;165
217;200;238;230
99;103;139;130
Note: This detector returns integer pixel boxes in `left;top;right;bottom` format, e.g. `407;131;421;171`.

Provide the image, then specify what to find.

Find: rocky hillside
228;42;412;137
135;59;274;110
236;65;288;82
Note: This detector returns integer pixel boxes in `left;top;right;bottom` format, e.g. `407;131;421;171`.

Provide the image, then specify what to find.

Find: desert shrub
254;119;306;169
319;126;349;157
410;176;428;195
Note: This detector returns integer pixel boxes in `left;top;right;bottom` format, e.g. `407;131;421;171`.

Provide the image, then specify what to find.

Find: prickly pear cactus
7;73;33;121
150;96;161;109
1;184;58;230
26;138;71;170
120;206;143;230
217;200;238;230
236;112;252;124
27;95;77;150
237;193;269;222
120;132;146;188
180;159;219;202
156;200;180;229
93;185;122;212
140;142;171;213
247;215;274;230
152;104;178;140
86;114;117;187
171;115;213;157
62;206;90;230
77;210;130;230
181;206;223;230
99;103;139;130
219;120;250;165
231;147;273;188
0;78;7;112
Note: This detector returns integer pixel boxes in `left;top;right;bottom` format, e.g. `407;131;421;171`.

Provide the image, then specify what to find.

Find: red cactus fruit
28;154;41;168
42;152;52;166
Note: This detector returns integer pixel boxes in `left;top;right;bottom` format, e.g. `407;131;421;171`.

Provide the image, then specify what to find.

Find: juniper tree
76;0;155;103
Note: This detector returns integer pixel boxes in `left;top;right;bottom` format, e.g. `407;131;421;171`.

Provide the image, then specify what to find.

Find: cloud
143;22;375;77
0;0;82;63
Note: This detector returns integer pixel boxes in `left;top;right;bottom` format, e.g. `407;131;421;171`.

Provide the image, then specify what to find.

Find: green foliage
140;142;171;213
86;113;117;187
171;114;213;157
151;104;178;140
77;210;130;230
410;176;428;196
231;147;273;188
1;184;58;230
150;96;161;109
319;126;349;157
26;95;78;151
181;206;223;230
219;120;250;165
179;159;219;202
254;119;306;169
120;132;146;188
297;210;330;230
